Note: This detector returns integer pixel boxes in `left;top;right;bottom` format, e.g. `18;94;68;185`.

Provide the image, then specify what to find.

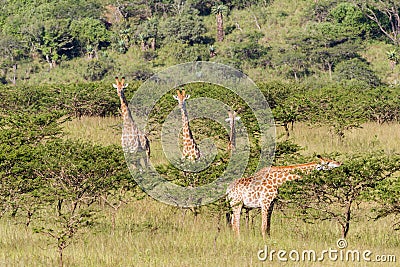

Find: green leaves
0;107;133;263
281;152;400;237
70;18;110;57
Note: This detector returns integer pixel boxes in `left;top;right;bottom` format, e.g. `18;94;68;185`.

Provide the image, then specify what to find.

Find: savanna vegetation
1;0;400;266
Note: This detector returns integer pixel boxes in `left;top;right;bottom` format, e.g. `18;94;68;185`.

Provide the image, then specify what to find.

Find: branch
364;6;396;44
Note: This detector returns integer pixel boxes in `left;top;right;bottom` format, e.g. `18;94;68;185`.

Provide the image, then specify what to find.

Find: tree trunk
328;62;333;80
11;64;17;85
284;123;290;139
253;14;261;30
342;200;352;238
140;40;147;51
216;13;224;42
58;246;64;267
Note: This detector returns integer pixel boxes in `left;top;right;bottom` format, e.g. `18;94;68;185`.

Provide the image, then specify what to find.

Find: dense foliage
1;0;400;85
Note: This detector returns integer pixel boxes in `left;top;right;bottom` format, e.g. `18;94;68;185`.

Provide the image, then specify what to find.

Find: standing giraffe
226;110;240;152
173;89;201;161
113;77;150;165
227;155;341;239
226;110;254;227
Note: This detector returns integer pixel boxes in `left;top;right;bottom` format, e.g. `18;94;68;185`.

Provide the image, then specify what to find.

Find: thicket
1;81;399;126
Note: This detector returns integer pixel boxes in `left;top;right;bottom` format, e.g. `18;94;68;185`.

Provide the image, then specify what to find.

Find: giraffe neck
270;162;319;186
119;92;138;130
229;118;236;149
180;105;200;159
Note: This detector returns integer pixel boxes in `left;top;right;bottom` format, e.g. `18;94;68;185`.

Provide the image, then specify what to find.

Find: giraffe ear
112;84;118;89
185;94;190;100
225;118;231;122
235;116;241;121
173;95;179;100
123;83;129;88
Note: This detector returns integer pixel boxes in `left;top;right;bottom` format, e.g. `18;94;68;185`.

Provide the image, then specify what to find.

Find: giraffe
173;89;201;161
225;110;240;152
113;77;150;165
226;155;341;239
225;109;255;227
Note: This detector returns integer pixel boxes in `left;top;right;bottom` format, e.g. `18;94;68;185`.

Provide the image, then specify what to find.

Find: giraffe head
113;76;128;97
225;110;241;123
316;155;342;170
173;89;190;109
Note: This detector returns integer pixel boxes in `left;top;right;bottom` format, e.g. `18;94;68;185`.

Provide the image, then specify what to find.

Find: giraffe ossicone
226;155;341;239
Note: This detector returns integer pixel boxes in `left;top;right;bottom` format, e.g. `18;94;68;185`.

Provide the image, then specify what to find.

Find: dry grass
277;122;400;156
3;117;392;266
1;197;399;266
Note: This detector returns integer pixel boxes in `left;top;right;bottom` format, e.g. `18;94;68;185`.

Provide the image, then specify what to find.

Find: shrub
334;58;381;86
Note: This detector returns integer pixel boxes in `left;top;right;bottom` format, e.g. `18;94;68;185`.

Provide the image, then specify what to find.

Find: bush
334;58;381;86
83;58;114;81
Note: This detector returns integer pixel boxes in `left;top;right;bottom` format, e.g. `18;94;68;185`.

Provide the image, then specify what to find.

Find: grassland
64;116;400;156
1;117;399;266
1;197;399;266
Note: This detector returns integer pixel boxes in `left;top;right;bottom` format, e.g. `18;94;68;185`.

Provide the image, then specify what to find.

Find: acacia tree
159;13;206;45
298;23;360;80
373;172;400;229
33;140;128;267
0;109;65;221
272;99;301;139
305;86;367;141
0;107;132;266
282;152;400;238
40;19;74;69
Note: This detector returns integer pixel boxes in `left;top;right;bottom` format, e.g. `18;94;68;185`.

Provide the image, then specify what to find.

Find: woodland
1;1;400;266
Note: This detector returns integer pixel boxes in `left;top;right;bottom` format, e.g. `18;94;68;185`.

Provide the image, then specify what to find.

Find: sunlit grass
63;116;169;165
276;122;400;156
27;117;399;266
63;116;121;146
1;197;399;266
64;117;400;159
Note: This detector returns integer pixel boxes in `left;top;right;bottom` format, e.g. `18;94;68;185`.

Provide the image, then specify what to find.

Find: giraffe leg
266;199;276;237
231;203;243;236
245;208;250;229
145;137;150;165
225;210;232;226
261;201;273;239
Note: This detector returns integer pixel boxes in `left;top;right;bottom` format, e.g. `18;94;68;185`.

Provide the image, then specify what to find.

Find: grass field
1;117;399;266
63;116;400;156
1;197;399;266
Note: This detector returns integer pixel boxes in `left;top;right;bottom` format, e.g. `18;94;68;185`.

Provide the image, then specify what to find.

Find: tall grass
279;122;400;156
63;116;169;165
64;117;400;157
3;117;396;266
1;197;399;266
